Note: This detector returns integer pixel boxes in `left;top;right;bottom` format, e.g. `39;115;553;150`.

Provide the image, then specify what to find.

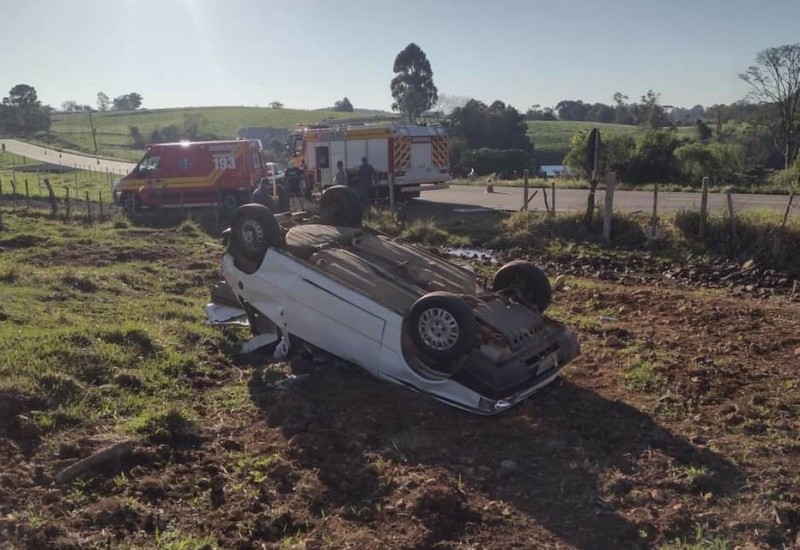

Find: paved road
1;139;793;214
422;185;794;214
0;138;135;175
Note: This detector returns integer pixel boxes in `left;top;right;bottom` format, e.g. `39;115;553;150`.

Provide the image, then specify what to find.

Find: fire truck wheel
230;204;282;268
492;261;552;313
319;185;363;227
222;192;241;211
119;192;140;214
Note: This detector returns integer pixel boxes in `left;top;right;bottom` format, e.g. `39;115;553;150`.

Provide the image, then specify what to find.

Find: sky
1;0;799;113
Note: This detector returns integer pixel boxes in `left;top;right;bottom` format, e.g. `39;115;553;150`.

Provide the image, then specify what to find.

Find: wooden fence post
781;192;795;228
99;192;103;218
603;172;616;243
44;178;57;216
522;169;529;211
725;191;737;247
551;181;556;214
65;188;71;218
541;185;550;213
25;179;30;209
389;173;396;211
10;180;17;208
699;176;709;239
85;191;92;222
651;184;659;238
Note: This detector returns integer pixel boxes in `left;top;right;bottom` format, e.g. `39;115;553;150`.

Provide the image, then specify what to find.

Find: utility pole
88;110;98;154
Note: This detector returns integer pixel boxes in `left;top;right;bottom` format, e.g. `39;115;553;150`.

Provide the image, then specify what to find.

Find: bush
769;165;800;191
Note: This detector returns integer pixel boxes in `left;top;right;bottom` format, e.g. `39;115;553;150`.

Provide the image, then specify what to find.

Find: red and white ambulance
114;139;268;212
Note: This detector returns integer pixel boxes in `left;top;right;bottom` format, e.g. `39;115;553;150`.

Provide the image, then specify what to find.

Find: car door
283;277;386;373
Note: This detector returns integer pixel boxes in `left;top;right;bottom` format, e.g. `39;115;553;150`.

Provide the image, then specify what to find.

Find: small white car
206;186;579;415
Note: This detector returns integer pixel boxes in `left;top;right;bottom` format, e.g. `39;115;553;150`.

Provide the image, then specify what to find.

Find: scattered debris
55;439;134;484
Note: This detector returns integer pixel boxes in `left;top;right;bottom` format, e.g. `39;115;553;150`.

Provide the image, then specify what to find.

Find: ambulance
288;123;451;199
114;139;268;212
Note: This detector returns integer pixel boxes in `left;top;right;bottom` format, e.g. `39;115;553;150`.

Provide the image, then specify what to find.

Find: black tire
319;185;363;227
222;192;240;211
492;260;552;313
408;292;477;361
119;192;139;214
230;204;282;272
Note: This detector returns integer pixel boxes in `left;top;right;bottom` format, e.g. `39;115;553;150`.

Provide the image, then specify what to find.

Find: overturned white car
205;186;579;414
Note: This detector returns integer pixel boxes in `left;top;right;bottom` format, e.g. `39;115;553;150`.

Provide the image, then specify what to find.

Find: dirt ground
2;280;798;548
1;211;799;549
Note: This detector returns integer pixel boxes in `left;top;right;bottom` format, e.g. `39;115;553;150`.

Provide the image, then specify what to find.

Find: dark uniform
357;158;376;205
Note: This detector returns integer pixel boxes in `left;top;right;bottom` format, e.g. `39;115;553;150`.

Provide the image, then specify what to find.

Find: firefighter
333;160;347;186
357;157;376;205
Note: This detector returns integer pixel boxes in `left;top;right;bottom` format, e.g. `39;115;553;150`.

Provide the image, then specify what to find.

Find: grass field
1;205;799;548
34;108;698;166
528;120;696;154
44;106;391;161
0;151;114;203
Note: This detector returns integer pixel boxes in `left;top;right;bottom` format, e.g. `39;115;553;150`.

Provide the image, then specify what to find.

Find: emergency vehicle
288;123;451;199
114;139;268;212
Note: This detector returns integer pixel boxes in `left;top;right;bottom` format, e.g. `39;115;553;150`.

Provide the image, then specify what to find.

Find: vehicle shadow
248;362;743;549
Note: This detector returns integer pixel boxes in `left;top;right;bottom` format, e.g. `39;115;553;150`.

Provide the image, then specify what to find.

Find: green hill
46;106;392;161
42;108;697;164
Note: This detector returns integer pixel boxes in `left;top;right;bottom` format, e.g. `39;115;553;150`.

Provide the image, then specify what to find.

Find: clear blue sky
1;0;798;112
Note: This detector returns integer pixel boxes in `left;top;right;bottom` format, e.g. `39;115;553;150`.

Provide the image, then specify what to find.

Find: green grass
43;106;392;160
528;120;696;156
0;209;227;437
0;150;115;203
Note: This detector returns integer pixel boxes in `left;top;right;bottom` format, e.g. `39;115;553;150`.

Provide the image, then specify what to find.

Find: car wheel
230;204;282;272
222;192;240;211
319;185;363;227
408;292;477;361
492;260;552;313
120;192;139;214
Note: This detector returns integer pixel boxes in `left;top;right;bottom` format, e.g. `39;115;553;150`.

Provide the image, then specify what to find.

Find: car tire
492;260;552;313
222;192;241;211
408;292;477;362
230;204;282;272
319;185;363;227
120;192;139;214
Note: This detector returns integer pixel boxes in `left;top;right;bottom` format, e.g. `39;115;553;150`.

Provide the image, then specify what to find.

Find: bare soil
2;263;799;549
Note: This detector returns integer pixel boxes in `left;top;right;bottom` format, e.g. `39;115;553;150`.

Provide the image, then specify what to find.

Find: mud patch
0;389;45;438
0;234;48;249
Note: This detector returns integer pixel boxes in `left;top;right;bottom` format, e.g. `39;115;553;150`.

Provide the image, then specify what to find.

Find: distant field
38;110;697;164
47;106;391;160
528;120;696;158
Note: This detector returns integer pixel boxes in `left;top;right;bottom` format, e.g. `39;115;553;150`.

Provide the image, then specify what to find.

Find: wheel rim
417;307;459;351
239;218;264;252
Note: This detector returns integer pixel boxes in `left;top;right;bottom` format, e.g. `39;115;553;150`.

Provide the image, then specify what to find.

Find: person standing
357;157;376;205
333;160;347;186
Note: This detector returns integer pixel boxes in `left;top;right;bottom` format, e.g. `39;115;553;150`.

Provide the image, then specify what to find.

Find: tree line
387;41;800;184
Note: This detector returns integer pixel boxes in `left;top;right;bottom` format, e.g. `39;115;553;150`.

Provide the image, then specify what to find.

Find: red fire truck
114;139;268;212
288;123;451;199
